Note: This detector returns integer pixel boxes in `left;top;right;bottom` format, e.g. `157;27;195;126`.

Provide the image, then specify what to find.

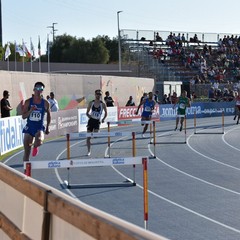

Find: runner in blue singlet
22;82;51;162
136;92;156;138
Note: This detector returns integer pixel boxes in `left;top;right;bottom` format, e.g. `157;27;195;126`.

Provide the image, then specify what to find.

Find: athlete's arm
45;100;51;135
101;102;107;123
136;99;145;114
86;101;92;118
22;98;35;119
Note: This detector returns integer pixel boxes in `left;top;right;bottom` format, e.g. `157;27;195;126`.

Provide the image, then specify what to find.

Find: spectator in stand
190;92;197;102
162;94;169;104
126;96;135;106
208;87;216;101
154;90;161;104
155;32;163;41
48;92;59;112
1;90;13;118
104;91;114;107
171;92;178;104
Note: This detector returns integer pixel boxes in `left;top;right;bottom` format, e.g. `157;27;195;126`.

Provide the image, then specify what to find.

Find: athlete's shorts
22;124;45;137
87;118;100;132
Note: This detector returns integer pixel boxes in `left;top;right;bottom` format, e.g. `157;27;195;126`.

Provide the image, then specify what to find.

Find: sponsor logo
114;132;123;136
0;117;24;154
112;158;125;164
48;161;61;168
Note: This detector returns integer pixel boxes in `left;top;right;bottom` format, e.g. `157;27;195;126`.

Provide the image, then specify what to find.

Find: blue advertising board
160;102;235;121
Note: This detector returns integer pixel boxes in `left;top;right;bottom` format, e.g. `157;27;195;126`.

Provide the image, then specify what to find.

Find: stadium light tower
0;0;2;46
117;11;123;71
47;22;58;42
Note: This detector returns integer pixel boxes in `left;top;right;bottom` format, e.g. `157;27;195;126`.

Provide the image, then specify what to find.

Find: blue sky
3;0;240;53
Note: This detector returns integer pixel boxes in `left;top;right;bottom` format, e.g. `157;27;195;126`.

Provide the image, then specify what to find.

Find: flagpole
30;37;32;72
14;41;17;71
47;34;50;72
38;35;41;72
7;57;9;71
22;39;24;72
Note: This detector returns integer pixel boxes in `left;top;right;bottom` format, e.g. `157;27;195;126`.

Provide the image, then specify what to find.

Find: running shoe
174;127;177;131
87;151;91;156
32;147;39;157
180;125;183;131
142;134;145;138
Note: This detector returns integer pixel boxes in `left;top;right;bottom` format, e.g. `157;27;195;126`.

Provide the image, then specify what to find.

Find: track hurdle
24;157;150;229
66;131;136;158
66;131;137;186
194;110;224;134
24;157;148;188
150;115;187;144
107;120;156;158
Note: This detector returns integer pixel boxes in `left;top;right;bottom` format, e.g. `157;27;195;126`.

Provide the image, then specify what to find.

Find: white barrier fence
0;163;168;240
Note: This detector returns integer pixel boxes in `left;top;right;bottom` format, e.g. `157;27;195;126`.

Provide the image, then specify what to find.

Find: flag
22;40;31;58
5;43;11;60
15;42;26;57
38;36;41;56
46;34;50;55
30;38;35;57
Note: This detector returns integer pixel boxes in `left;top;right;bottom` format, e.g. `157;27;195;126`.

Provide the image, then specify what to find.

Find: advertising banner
160;102;235;121
0;116;25;155
118;106;160;122
44;109;79;138
78;107;118;132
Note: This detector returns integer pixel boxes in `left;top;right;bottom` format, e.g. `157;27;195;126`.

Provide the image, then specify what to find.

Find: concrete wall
0;71;154;116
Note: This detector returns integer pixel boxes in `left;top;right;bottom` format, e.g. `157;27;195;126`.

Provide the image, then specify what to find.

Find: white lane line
222;127;240;152
112;151;240;234
107;134;240;234
54;140;85;200
186;132;240;171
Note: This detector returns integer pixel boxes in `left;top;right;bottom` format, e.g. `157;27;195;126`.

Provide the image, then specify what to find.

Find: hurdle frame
194;110;225;134
66;131;137;188
152;115;187;145
24;157;148;189
107;120;157;158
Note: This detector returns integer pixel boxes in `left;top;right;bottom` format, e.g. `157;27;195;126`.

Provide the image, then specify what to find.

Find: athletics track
4;115;240;240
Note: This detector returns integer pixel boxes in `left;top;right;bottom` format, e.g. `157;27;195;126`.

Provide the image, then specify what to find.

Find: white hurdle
194;110;225;134
107;120;156;158
24;157;150;229
66;131;135;158
24;156;148;189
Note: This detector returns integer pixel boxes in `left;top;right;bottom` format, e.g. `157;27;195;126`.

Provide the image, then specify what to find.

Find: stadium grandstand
121;29;240;101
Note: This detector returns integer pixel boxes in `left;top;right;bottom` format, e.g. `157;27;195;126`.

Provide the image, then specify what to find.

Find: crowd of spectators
149;32;240;87
143;32;240;102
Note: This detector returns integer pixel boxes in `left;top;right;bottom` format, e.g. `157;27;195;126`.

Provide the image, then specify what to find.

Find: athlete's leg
175;116;179;130
23;133;34;162
34;130;44;147
143;124;149;134
86;131;91;154
180;117;184;131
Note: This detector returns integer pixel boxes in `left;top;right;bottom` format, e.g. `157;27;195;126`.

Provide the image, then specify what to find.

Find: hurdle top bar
24;157;148;170
107;120;154;125
68;131;133;138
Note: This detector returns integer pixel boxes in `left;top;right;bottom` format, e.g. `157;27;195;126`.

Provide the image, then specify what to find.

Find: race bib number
29;111;42;121
179;103;185;109
91;111;101;119
144;106;151;112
